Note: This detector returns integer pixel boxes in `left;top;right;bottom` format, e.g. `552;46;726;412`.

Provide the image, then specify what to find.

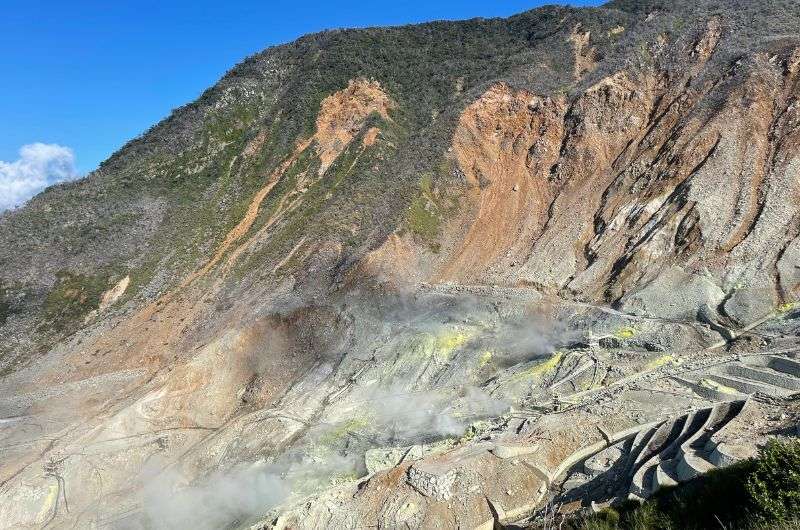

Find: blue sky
0;0;601;209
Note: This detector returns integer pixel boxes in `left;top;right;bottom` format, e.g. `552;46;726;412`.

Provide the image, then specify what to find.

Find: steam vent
1;1;799;529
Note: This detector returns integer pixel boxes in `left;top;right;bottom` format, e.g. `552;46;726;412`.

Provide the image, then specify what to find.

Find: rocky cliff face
1;1;799;529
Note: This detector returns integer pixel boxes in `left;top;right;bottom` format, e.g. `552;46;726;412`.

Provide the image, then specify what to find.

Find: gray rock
365;445;423;474
723;287;776;328
621;267;725;321
406;462;458;501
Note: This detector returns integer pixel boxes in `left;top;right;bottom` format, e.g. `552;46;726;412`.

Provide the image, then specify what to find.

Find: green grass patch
42;271;110;332
406;172;459;251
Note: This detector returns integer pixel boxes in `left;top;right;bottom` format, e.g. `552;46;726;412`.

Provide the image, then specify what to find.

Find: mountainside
1;1;799;528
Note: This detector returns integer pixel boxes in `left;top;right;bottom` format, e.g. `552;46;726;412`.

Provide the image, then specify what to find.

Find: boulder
621;267;725;321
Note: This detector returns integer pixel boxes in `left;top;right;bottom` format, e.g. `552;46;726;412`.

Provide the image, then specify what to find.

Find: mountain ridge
0;1;799;528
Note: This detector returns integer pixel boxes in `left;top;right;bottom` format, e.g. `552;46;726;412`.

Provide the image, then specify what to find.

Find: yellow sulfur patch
645;354;677;371
460;420;491;443
36;482;60;525
434;331;470;355
385;328;475;378
699;378;738;395
580;379;603;391
329;470;361;484
614;327;636;339
413;328;474;362
479;351;494;367
530;351;564;376
777;302;798;314
513;351;564;382
319;418;369;446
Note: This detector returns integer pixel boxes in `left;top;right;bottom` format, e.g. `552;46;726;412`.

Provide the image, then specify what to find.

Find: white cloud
0;143;79;212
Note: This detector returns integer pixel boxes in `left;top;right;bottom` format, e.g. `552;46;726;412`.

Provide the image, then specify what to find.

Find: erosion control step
724;364;800;391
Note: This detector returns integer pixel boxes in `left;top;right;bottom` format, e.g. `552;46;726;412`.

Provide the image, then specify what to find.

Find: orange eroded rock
315;78;393;174
437;83;566;282
354;233;422;288
362;126;381;147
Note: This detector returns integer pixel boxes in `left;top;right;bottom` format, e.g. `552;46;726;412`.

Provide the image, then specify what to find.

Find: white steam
136;385;510;528
133;293;570;529
139;452;358;530
471;315;574;367
361;385;511;444
140;462;290;530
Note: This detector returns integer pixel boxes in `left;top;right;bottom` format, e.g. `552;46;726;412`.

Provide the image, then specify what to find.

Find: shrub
745;439;800;524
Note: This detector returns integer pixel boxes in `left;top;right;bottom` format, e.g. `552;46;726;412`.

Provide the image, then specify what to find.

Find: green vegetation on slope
569;439;800;530
42;271;110;332
0;280;13;327
405;169;459;252
407;187;441;244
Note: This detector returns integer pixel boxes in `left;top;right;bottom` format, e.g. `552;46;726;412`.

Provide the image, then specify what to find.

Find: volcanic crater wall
0;2;799;529
422;19;800;328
